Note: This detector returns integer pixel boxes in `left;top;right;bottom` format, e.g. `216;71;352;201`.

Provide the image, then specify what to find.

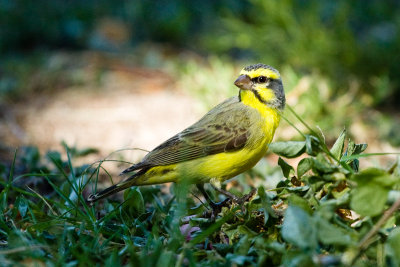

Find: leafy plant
202;0;400;106
1;110;400;266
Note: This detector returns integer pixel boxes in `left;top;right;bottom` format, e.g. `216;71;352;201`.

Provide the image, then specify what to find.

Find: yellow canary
88;63;285;206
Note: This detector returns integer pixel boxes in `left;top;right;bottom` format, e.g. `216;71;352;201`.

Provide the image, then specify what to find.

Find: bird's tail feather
87;170;144;203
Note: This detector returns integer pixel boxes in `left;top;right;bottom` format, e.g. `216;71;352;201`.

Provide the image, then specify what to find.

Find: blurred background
1;0;399;168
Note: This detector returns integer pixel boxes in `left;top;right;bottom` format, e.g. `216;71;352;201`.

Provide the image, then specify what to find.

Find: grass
0;49;399;266
1;105;400;266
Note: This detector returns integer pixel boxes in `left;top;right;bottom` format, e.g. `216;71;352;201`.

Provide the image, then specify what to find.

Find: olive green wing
143;121;249;165
122;98;253;173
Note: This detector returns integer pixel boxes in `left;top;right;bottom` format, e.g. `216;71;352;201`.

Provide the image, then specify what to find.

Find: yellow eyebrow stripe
240;68;280;80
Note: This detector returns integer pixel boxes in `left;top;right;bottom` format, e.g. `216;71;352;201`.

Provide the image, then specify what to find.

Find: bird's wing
123;97;256;172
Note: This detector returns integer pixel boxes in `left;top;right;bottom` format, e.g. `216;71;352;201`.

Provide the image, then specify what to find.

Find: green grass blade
341;153;400;162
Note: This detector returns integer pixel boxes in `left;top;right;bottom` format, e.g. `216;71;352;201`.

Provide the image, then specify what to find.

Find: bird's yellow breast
132;104;280;186
196;106;280;181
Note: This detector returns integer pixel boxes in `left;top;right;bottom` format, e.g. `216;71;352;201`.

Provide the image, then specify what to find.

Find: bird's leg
196;184;230;217
210;183;239;202
210;178;239;202
210;179;257;208
240;188;258;204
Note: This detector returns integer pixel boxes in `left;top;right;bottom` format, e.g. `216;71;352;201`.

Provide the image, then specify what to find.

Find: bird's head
234;63;285;111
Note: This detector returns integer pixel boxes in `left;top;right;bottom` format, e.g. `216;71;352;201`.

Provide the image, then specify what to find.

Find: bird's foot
206;198;231;220
210;182;257;205
227;188;257;213
203;189;257;219
233;188;257;205
196;184;257;220
212;186;257;206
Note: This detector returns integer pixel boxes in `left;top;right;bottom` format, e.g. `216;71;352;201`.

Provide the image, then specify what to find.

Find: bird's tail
87;170;144;204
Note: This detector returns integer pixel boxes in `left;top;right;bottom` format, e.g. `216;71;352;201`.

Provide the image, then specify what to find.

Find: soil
0;55;200;172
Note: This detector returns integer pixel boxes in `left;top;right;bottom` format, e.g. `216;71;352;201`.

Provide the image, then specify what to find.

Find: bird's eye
258;76;266;83
254;76;268;83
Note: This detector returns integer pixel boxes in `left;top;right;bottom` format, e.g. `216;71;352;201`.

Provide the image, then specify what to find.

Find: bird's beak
234;75;252;90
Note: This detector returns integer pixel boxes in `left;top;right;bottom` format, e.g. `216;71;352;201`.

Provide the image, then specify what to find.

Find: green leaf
123;187;145;217
350;184;387;217
236;225;258;238
282;251;315;267
288;194;312;214
346;140;355;156
353;143;368;155
281;206;317;250
17;197;28;218
269;141;305;158
21;146;40;169
330;129;346;160
305;135;320;156
385;227;400;266
237;225;257;238
258;186;277;224
352;168;396;187
312;154;336;174
345;140;368;159
278;157;294;178
226;253;253;265
190;208;238;245
349;168;396;216
315;216;352;246
297;158;313;178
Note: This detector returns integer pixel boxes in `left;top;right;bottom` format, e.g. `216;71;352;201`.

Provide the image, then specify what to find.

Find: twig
351;196;400;265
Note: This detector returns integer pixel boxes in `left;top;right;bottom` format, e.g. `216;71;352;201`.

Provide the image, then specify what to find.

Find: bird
87;63;285;212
